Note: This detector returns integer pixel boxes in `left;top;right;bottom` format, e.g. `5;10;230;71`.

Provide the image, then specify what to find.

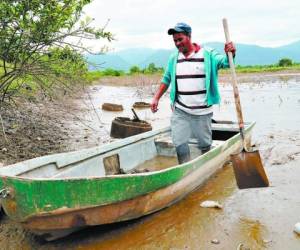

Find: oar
222;18;269;189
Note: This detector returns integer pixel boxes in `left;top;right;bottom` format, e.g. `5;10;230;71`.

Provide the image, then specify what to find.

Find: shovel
222;18;269;189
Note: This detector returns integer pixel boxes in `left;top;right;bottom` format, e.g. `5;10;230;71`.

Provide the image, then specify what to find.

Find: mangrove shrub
0;0;113;102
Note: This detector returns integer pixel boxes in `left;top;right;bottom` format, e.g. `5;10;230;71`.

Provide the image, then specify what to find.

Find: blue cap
168;22;192;35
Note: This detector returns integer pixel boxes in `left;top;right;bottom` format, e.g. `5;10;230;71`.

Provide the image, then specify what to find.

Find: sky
82;0;300;52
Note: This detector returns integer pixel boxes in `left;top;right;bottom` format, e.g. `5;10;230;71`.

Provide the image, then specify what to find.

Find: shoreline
91;69;300;87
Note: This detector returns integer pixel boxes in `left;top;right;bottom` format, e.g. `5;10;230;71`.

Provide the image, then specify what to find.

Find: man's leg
191;112;213;154
176;143;191;164
171;108;191;164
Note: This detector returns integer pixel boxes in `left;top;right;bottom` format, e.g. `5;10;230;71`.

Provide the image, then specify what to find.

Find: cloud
83;0;300;50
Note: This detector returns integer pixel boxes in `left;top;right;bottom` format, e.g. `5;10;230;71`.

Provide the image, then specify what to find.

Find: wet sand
1;72;300;249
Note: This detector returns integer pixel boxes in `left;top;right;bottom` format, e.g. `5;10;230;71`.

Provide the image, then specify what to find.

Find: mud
0;101;70;165
0;89;111;166
1;71;300;249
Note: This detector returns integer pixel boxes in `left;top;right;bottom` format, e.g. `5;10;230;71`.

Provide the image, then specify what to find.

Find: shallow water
79;78;300;140
2;76;300;249
66;78;300;249
134;155;178;172
75;78;300;250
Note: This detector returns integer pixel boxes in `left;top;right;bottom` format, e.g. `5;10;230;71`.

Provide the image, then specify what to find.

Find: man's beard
177;46;187;53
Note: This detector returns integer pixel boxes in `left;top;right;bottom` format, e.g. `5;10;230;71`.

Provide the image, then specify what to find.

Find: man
151;22;236;164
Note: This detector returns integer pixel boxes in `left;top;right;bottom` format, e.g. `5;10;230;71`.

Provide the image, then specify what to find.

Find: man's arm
212;42;236;69
150;83;168;113
151;53;174;112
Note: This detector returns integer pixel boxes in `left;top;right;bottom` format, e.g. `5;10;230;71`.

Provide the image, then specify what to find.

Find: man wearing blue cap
151;22;236;164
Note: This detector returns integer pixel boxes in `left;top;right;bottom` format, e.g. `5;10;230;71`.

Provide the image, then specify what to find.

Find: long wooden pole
222;18;245;142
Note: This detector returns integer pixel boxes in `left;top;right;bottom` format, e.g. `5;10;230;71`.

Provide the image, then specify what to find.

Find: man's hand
150;83;168;113
151;98;159;113
224;42;236;57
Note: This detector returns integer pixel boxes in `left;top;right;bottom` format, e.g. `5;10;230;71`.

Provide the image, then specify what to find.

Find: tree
278;58;293;67
129;65;141;74
145;63;157;74
0;0;113;101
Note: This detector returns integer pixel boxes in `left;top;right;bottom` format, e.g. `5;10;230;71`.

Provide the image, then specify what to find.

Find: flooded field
72;73;300;141
1;73;300;249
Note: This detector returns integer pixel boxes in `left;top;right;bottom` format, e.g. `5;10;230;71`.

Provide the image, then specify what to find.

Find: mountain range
87;40;300;72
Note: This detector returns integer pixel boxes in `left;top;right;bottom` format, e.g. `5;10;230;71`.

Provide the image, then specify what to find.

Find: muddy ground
0;71;300;249
0;87;111;166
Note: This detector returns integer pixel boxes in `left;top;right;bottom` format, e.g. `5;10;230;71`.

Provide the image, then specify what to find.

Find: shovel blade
231;149;269;189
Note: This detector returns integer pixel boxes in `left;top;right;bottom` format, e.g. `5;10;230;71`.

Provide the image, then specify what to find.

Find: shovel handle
222;18;245;139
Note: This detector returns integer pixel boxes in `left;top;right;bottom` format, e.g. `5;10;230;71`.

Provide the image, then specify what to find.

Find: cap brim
167;27;186;35
167;28;176;35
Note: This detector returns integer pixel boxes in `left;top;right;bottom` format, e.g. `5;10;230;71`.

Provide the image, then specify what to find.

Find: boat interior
0;121;240;179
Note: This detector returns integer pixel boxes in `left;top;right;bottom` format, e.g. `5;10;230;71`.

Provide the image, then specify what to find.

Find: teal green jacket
161;47;230;106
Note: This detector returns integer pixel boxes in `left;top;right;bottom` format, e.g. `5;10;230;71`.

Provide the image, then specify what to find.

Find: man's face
173;33;191;53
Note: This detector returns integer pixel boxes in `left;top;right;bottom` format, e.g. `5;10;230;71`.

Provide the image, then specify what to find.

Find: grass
84;70;104;82
86;64;300;84
220;63;300;73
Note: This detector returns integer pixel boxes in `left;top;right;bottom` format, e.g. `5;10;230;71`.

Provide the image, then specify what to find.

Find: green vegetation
221;59;300;73
86;63;164;81
278;58;293;67
85;68;125;82
0;0;113;102
86;58;300;82
128;63;163;74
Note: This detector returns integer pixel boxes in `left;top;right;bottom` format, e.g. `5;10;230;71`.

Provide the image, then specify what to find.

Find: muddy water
2;75;300;249
134;156;178;172
78;76;300;138
74;164;238;250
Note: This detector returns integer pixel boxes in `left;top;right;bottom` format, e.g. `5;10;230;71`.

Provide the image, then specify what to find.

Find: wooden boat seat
103;154;121;175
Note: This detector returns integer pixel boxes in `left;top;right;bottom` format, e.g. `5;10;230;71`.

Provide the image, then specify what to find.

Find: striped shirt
175;48;213;115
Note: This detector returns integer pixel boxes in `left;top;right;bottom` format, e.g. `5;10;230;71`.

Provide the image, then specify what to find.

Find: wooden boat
110;117;152;138
0;121;255;241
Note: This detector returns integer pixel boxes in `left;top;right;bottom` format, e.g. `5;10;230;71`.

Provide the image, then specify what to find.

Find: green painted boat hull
0;122;255;240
